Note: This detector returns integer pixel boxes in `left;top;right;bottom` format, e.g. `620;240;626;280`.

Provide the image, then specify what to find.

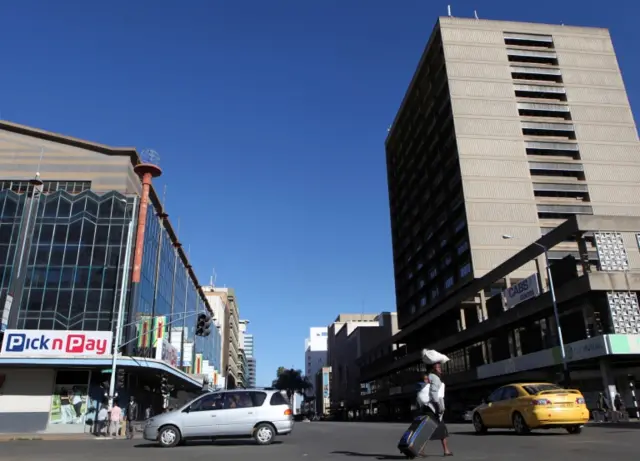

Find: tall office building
240;319;256;387
305;327;328;397
385;17;640;331
358;16;640;419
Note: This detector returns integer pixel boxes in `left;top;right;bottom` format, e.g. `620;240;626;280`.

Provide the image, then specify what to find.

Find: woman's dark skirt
422;406;449;440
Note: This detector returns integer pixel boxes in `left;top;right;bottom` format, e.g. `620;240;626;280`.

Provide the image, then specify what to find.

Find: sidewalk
0;433;140;442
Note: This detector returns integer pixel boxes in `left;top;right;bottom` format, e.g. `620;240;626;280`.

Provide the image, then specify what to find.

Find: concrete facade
386;17;640;331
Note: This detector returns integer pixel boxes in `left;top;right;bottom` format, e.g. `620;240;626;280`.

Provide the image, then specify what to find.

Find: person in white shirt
96;405;109;436
423;362;453;457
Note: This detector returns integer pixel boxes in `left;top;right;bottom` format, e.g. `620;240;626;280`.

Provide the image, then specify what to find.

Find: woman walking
421;362;453;457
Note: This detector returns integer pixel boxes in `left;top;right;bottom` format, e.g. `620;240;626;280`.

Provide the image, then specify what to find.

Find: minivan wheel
158;425;181;448
254;423;276;445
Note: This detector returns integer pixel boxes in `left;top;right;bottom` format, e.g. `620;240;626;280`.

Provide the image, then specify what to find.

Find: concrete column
459;307;467;331
479;291;488;322
535;256;547;293
599;359;618;406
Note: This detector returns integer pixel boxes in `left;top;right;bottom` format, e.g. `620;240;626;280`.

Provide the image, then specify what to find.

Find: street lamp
108;196;137;407
502;234;570;386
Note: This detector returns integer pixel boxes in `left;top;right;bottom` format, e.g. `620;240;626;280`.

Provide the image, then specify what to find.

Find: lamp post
108;196;137;407
502;235;570;386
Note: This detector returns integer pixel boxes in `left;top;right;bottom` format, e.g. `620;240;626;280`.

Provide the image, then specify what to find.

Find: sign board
155;338;179;368
503;274;540;309
322;369;330;398
0;330;112;357
563;335;608;362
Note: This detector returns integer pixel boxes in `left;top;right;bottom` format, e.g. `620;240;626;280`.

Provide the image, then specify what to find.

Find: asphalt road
0;422;638;461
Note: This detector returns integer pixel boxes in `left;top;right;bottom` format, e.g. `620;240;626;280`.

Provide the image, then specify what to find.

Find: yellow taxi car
471;382;590;435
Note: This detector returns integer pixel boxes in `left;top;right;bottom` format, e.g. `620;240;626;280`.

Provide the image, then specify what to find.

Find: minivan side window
189;394;223;412
223;392;254;409
270;392;289;406
251;392;267;407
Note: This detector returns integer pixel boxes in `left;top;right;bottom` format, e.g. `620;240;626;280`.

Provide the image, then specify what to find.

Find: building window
444;276;455;289
429;268;438;280
430;286;440;301
459;262;472;278
420;296;427;307
454;218;466;233
410;304;416;314
418;278;425;289
456;240;469;255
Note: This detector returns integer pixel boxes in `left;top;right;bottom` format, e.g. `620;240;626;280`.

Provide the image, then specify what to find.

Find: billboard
322;367;330;398
1;330;112;357
155;338;179;367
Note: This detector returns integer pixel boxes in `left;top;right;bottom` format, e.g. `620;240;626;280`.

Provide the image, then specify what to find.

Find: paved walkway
0;433;140;442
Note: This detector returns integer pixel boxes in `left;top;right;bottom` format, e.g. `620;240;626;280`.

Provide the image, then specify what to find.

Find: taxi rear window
523;384;562;395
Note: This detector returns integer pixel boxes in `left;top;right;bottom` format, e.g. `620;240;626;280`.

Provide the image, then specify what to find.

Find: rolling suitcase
397;414;439;459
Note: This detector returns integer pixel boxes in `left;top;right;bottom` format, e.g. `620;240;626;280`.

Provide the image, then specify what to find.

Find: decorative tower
131;149;162;283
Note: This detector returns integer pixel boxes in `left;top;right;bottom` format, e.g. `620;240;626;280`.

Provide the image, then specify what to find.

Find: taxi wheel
566;425;582;435
472;413;487;434
512;412;531;435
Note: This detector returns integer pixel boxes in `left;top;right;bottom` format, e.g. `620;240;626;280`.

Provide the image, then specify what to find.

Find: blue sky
1;1;638;386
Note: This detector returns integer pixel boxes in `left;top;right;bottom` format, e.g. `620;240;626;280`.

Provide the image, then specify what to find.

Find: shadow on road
451;430;564;436
332;450;407;460
134;440;283;448
588;422;640;429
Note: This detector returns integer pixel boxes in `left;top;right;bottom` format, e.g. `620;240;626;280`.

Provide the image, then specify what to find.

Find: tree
272;367;311;405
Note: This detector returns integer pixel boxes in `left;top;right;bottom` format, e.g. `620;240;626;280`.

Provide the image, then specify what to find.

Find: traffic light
116;369;126;389
161;375;170;396
196;313;212;337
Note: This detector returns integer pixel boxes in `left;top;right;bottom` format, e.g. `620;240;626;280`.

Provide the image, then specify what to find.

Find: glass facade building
0;178;222;376
1;184;134;332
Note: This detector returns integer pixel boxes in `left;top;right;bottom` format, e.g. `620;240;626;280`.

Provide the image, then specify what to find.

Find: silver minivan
143;388;294;448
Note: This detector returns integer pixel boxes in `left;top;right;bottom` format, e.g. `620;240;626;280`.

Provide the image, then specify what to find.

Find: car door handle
248;412;253;415
211;415;216;417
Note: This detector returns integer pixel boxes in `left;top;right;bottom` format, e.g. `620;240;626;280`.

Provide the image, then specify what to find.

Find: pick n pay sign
0;330;112;357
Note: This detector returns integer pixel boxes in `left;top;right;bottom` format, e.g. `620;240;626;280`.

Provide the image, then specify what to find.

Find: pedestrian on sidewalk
110;401;122;437
126;396;139;440
96;404;109;436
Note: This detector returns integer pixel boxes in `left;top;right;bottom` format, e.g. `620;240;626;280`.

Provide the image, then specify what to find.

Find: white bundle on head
421;349;450;365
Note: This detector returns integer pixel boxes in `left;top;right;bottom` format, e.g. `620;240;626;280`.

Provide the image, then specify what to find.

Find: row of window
0;180;91;195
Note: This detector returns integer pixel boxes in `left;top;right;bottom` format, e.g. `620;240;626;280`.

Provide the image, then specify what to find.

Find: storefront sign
562;335;608;362
503;274;540;309
0;330;112;357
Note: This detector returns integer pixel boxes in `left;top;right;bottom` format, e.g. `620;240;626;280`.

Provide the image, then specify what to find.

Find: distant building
239;319;256;387
304;327;328;397
327;313;398;418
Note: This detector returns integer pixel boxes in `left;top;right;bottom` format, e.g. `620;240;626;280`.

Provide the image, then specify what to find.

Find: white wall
0;368;55;413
